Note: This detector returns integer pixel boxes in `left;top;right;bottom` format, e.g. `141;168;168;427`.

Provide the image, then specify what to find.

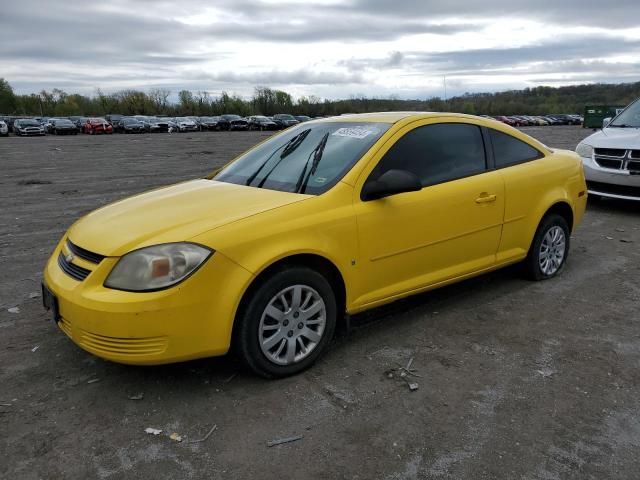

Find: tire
523;213;570;281
235;266;337;378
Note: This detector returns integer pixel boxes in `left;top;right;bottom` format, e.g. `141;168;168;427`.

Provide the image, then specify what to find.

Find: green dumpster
583;105;625;129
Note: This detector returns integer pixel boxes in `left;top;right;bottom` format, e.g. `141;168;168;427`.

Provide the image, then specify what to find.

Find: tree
0;78;17;114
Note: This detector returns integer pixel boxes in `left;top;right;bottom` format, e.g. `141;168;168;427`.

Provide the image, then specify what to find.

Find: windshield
610;99;640;128
56;119;73;126
19;120;40;126
123;119;140;125
223;115;241;120
214;122;390;195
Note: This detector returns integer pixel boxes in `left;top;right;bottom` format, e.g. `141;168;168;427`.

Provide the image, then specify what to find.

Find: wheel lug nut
283;320;289;326
293;312;299;318
287;330;294;337
298;323;303;329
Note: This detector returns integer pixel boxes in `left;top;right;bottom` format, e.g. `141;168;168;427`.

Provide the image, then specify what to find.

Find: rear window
489;129;542;167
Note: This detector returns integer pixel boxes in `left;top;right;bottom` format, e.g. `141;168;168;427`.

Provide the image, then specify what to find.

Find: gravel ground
1;126;639;479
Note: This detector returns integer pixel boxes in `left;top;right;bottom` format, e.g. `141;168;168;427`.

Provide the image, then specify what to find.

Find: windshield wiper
245;129;311;187
296;132;330;194
609;124;637;128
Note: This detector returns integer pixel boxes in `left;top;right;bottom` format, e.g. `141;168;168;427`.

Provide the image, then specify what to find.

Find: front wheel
235;267;337;378
524;214;570;281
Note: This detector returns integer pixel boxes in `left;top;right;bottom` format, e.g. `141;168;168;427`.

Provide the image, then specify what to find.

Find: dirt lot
1;126;639;479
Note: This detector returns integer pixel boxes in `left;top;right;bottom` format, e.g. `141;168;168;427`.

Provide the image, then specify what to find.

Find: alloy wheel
258;284;326;366
539;226;566;275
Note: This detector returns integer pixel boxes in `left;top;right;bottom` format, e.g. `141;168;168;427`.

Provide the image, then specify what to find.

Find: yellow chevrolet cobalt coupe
43;113;587;377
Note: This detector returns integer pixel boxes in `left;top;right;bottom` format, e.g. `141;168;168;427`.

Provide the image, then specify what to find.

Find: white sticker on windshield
332;127;377;139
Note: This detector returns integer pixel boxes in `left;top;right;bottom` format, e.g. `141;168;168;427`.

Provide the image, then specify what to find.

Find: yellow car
42;113;587;377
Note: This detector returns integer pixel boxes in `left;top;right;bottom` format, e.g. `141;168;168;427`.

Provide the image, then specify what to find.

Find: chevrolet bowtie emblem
65;253;75;263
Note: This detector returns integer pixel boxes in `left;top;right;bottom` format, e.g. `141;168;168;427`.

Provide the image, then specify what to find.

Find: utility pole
443;75;448;109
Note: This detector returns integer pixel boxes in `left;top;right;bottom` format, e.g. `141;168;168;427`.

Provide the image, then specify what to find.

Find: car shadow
93;263;529;390
587;196;640;215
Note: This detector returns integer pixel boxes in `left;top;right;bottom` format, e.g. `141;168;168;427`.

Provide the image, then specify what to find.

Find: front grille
630;150;640;160
594;148;626;158
587;181;640;199
594;158;623;169
78;330;168;356
628;161;640;173
58;252;91;281
67;240;105;264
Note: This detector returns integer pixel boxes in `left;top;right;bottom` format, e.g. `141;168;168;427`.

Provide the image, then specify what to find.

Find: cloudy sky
2;0;640;100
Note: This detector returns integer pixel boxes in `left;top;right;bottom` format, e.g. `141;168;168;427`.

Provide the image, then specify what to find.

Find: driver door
352;119;505;309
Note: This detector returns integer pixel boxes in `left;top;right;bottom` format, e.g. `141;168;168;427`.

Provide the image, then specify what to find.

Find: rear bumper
43;237;254;365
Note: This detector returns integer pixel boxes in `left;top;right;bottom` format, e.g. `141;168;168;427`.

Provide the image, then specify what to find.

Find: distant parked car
294;115;311;123
83;118;113;134
68;116;87;130
272;114;299;129
220;114;249;131
511;116;531;126
50;118;79;135
115;118;145;133
13;118;46;136
134;116;164;133
0;120;8;136
494;116;517;127
198;117;220;131
248;115;278;131
175;117;199;132
106;114;124;126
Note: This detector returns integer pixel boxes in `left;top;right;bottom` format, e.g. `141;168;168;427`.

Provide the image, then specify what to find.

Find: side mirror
361;169;422;201
603;117;612;128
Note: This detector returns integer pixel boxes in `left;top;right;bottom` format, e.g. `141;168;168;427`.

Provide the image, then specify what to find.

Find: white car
576;99;640;201
175;117;198;132
0;120;8;136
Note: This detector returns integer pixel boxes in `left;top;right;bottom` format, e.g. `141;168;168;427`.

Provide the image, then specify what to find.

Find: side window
490;129;542;167
370;123;486;187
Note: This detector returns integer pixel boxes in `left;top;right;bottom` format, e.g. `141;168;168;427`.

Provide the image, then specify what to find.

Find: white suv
0;120;8;136
576;99;640;201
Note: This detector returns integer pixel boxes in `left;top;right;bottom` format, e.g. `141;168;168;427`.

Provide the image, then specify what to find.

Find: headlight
104;243;213;292
575;142;593;158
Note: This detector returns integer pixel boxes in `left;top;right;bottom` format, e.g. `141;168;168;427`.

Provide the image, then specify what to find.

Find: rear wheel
524;214;570;281
235;267;337;378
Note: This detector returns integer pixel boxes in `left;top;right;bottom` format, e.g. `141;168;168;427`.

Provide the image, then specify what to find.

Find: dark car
198;117;220;131
294;115;312;123
134;116;164;133
248;115;278;131
69;116;87;130
115;118;145;133
106;114;124;126
50;118;78;135
510;116;531;127
220;114;249;131
13;118;46;136
272;114;299;129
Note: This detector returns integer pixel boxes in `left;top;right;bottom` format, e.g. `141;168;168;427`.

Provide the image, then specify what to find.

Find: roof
320;111;484;124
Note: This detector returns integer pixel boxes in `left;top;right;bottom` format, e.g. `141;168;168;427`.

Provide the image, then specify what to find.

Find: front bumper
43;237;254;365
581;155;640;201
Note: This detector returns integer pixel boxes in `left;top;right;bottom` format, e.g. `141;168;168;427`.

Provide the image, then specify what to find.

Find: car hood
584;127;640;149
67;180;309;257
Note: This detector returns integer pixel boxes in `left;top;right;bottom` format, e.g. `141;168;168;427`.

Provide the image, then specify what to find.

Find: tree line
1;78;639;118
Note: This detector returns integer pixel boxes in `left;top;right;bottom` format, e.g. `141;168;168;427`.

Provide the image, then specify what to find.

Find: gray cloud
1;0;640;98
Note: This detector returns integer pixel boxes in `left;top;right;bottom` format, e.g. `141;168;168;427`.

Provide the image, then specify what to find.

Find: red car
494;116;517;126
83;118;113;134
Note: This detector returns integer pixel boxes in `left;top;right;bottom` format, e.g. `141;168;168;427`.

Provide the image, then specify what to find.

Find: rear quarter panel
497;149;586;263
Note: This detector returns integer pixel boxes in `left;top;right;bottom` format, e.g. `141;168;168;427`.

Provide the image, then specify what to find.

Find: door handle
475;193;497;204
